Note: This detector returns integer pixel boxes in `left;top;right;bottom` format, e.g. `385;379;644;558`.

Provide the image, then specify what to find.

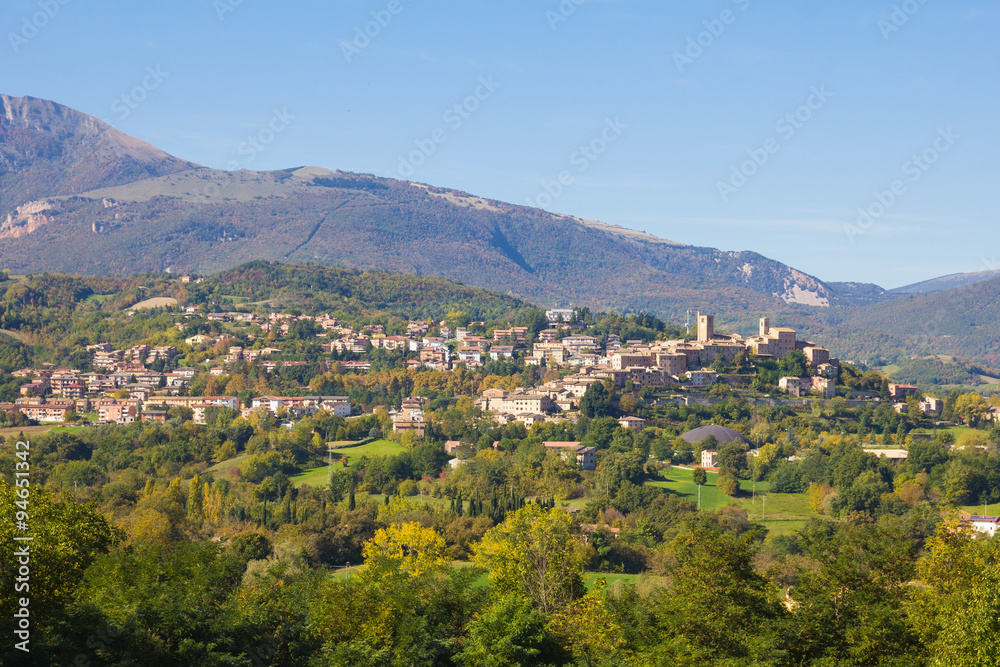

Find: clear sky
2;0;997;289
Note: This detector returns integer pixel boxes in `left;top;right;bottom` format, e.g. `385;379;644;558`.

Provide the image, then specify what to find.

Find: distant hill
0;94;866;318
890;269;1000;295
191;261;537;322
765;276;1000;367
880;356;1000;389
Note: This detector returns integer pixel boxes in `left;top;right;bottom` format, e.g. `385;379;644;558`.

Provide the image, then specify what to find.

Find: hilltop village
3;307;960;438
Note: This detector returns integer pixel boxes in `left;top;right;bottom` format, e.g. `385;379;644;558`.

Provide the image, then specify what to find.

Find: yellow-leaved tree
361;521;448;579
472;504;585;613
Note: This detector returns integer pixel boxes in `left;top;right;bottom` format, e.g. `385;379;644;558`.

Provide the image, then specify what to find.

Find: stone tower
697;312;714;342
759;317;770;337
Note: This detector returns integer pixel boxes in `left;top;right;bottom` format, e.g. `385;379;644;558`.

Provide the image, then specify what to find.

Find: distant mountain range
1;93;998;368
890;269;1000;295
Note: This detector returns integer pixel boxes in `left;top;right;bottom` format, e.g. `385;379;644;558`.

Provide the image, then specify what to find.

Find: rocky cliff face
0;199;55;239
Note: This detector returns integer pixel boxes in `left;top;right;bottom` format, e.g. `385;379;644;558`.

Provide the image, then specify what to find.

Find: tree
643;521;785;663
596;450;646;496
718;471;740;497
692;467;707;487
953;393;989;427
790;519;924;666
579;382;614;418
778;350;808;378
909;524;1000;665
361;522;448;578
473;505;585;613
0;481;122;627
717;440;750;478
455;595;557;667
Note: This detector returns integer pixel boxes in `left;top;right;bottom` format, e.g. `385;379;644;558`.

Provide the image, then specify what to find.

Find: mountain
0;93;878;319
890;269;1000;295
765;276;1000;367
0;94;196;220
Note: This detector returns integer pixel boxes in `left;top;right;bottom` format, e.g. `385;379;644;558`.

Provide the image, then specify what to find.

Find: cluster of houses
467;314;851;429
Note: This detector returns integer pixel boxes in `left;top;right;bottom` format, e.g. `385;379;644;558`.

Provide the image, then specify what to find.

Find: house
489;345;514;361
921;396;944;415
455;346;484;366
444;441;468;455
516;413;547;427
142;409;168;423
545;308;576;322
701;450;718;468
962;515;1000;537
688;370;718;388
811;376;836;399
888;383;919;401
618;416;646;431
543;442;596;470
862;448;908;461
98;402;138;425
392;410;426;437
484;392;555;415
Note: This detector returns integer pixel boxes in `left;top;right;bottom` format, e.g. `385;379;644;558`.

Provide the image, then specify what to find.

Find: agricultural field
648;465;813;534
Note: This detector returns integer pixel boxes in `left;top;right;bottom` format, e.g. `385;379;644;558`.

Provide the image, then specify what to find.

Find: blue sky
2;0;997;289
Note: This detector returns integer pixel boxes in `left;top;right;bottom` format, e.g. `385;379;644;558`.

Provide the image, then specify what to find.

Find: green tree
473;505;585;613
718;471;740;497
692;467;708;487
455;595;558;667
0;481;122;628
718;440;750;478
580;382;614;418
641;520;786;664
909;524;1000;666
790;519;924;666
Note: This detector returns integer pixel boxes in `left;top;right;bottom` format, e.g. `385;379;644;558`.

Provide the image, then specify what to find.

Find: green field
205;453;252;481
291;440;406;488
82;293;114;305
648;466;813;534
